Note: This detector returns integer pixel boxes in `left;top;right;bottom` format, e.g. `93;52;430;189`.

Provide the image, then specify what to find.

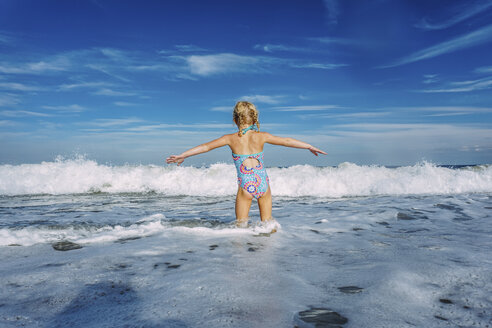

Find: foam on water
1;157;491;197
0;189;490;327
0;213;281;246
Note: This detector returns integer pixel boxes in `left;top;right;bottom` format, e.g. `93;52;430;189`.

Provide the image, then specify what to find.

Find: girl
166;101;326;227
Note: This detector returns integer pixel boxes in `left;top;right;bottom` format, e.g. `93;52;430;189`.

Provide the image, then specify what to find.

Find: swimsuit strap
240;124;258;135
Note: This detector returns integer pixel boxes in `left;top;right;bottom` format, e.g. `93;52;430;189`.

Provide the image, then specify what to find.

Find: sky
1;0;492;166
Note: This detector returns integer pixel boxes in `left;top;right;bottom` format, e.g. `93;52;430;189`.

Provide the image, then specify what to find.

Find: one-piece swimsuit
232;151;269;199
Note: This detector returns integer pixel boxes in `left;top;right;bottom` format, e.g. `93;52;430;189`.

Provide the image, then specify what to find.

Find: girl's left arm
166;135;230;165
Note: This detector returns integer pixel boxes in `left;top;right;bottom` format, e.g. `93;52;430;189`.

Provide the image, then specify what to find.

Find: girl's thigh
257;187;272;221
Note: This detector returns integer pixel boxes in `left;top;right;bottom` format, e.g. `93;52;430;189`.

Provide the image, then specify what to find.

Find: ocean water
0;158;491;327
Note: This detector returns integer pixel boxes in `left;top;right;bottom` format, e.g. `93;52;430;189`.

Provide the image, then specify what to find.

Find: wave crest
0;158;491;197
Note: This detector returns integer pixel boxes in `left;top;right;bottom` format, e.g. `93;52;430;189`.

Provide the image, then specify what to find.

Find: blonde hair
233;101;260;136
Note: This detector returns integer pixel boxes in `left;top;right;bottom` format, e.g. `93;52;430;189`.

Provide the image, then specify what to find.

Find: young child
166;101;326;227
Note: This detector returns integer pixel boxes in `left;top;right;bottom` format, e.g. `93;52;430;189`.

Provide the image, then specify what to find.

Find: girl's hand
166;155;185;165
308;147;327;156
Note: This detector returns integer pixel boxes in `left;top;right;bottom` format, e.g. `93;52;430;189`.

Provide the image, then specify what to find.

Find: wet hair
233;101;260;136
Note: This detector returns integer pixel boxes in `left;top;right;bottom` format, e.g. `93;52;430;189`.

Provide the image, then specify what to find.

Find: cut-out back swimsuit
232;151;269;199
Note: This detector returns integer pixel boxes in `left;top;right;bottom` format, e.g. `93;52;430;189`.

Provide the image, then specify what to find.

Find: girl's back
228;131;266;155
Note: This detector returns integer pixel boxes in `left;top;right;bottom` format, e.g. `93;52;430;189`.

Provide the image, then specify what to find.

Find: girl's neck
239;123;257;135
239;123;253;129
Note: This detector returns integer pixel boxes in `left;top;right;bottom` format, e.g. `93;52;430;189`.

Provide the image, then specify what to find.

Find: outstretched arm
264;133;327;156
166;135;230;165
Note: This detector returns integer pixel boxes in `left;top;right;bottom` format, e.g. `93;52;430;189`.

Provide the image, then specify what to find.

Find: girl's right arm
263;133;327;156
166;135;231;165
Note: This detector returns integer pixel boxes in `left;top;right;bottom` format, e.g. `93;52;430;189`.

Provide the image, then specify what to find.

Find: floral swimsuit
232;151;269;199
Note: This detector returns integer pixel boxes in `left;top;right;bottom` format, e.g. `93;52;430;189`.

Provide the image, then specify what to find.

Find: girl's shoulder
256;131;272;139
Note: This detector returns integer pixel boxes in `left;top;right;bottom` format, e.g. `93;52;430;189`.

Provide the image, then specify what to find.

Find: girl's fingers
309;147;327;156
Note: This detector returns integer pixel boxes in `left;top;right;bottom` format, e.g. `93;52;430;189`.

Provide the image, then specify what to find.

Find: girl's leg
257;187;272;222
235;187;253;227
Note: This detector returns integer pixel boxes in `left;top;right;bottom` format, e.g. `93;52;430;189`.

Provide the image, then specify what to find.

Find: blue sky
1;0;492;166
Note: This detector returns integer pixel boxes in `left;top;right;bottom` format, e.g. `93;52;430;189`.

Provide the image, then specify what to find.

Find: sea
0;157;491;327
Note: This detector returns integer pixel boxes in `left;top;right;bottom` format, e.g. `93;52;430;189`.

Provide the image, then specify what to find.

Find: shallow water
1;190;491;327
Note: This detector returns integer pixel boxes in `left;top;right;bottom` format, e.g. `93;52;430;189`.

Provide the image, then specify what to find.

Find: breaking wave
0;157;491;197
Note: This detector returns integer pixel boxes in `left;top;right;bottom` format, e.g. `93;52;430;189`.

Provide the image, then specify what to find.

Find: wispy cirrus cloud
0;120;16;127
0;93;19;107
415;1;492;30
422;74;438;84
93;88;137;96
289;62;348;70
0;82;42;91
474;65;492;74
254;44;308;53
158;44;208;55
297;111;390;120
328;123;492;156
210;106;232;112
308;37;357;46
380;24;492;68
42;104;86;112
0;110;53;117
273;105;341;111
58;81;114;91
397;106;492;117
0;110;51;117
0;57;70;74
99;48;126;60
86;63;131;82
239;95;285;105
174;44;208;52
0;31;15;45
416;76;492;93
185;53;265;76
323;0;341;26
81;117;144;127
114;101;138;107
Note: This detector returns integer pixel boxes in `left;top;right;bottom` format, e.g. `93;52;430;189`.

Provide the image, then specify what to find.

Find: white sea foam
0;213;280;246
0;157;491;197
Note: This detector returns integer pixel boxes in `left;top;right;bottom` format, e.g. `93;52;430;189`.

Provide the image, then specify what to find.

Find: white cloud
329;123;492;150
415;2;492;30
114;101;138;107
273;105;341;111
239;95;285;105
93;88;136;96
417;76;492;93
308;37;356;45
210;106;232;112
58;81;113;91
474;65;492;74
323;0;341;26
42;104;86;112
0;82;41;91
298;111;390;120
186;53;262;76
83;118;144;127
289;62;348;70
99;48;129;62
174;45;207;52
0;93;19;106
380;24;492;68
0;32;13;44
254;44;307;53
422;74;438;84
158;45;208;54
402;106;492;115
86;63;131;82
0;120;16;127
0;110;51;117
0;57;70;74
